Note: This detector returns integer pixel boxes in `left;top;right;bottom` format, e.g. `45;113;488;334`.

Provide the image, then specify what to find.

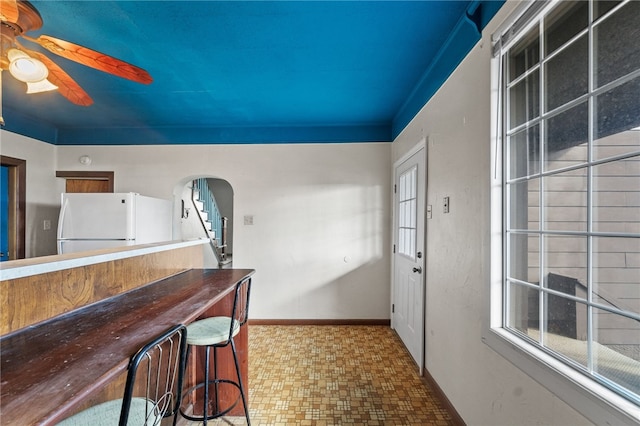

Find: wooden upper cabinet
56;171;115;193
65;179;111;193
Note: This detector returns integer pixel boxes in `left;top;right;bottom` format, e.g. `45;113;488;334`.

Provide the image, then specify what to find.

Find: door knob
412;267;422;273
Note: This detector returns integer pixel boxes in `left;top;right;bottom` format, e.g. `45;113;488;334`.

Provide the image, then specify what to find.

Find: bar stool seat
180;278;251;426
57;398;159;425
187;316;240;346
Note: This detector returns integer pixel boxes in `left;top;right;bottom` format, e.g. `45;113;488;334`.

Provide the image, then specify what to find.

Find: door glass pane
409;167;416;198
409;229;415;258
404;198;409;227
593;309;640;397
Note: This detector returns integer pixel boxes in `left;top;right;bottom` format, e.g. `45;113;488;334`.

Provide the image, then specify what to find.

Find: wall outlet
443;196;450;214
43;219;51;230
244;215;254;225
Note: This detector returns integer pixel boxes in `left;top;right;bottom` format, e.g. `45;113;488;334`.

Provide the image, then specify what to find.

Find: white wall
54;143;392;320
392;2;592;425
0;132;62;257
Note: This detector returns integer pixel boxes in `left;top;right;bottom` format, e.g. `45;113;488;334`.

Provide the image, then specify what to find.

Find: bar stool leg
216;346;221;417
231;339;251;426
203;346;210;426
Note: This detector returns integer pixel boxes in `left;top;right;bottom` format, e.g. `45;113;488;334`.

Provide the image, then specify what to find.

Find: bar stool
180;278;252;425
58;324;188;426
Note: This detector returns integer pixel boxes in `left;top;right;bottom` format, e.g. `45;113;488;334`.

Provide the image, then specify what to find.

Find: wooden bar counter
0;268;254;425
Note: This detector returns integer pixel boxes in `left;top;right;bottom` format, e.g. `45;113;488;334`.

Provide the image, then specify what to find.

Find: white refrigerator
57;192;173;254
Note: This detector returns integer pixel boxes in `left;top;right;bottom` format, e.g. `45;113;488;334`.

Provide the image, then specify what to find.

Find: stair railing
192;178;227;265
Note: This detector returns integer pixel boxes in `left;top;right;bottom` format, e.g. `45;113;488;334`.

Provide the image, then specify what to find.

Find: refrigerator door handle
57;196;69;240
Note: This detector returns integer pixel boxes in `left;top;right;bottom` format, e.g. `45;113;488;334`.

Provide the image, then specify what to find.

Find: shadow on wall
31;203;59;257
248;183;388;319
302;260;390;320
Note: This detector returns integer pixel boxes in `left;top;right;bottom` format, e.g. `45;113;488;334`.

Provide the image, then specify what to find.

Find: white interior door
392;146;425;370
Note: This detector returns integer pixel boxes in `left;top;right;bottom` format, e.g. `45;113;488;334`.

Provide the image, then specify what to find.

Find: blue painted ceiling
1;1;503;145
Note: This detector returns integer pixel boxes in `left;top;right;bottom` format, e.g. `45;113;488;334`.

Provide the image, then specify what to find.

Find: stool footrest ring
180;379;243;421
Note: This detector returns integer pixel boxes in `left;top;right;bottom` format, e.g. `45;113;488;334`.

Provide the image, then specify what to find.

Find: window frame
486;1;640;424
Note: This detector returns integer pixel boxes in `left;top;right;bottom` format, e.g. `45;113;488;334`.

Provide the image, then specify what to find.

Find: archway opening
173;176;233;268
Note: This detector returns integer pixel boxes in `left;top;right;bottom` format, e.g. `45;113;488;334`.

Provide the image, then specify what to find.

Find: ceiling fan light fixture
25;78;58;94
7;48;49;83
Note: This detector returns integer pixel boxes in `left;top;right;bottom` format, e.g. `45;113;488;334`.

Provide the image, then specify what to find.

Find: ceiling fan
0;0;152;109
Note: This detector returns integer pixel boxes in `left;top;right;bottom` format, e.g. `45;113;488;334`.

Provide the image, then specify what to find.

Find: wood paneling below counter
0;241;205;335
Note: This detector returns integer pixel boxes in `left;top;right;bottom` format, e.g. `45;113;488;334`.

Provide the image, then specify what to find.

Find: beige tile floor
185;325;456;425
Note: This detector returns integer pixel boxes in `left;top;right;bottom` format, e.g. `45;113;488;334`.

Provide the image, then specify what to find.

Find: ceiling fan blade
0;0;20;22
24;34;153;84
28;50;94;106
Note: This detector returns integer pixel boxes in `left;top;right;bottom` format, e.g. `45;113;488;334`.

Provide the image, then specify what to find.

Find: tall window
501;0;639;406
